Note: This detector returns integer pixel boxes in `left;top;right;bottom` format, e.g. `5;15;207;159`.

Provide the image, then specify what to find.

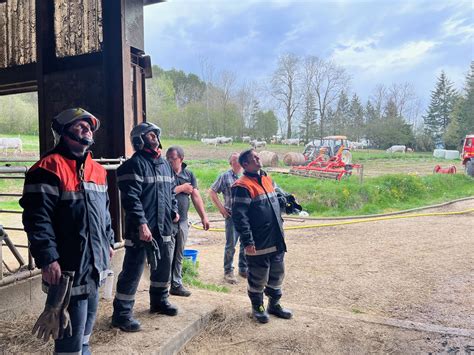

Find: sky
144;0;473;114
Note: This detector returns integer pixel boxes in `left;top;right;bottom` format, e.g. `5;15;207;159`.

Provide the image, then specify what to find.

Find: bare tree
217;70;236;136
388;82;419;124
311;56;350;138
236;80;257;138
271;53;302;138
199;56;215;136
370;82;420;124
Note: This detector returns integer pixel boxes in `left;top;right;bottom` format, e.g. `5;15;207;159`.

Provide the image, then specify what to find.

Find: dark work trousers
54;287;99;355
246;252;285;307
112;235;175;320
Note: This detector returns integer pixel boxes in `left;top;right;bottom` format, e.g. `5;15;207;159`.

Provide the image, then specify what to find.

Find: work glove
143;238;160;271
57;271;75;340
32;272;71;342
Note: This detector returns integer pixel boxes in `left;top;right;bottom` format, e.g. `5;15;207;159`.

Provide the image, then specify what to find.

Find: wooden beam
36;0;56;155
0;63;36;87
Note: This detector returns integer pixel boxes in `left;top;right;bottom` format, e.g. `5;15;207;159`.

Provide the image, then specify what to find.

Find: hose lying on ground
191;196;474;232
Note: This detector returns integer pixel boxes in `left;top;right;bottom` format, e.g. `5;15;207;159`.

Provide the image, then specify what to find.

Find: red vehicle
461;134;474;177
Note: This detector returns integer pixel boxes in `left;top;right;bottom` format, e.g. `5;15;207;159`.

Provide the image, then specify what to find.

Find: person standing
209;153;247;284
20;108;114;353
112;122;179;332
231;149;292;323
166;146;210;297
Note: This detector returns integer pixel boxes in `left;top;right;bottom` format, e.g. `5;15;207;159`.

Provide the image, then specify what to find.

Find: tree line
0;58;472;151
147;57;473;150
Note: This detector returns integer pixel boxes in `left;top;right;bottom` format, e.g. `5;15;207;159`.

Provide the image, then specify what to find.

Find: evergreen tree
332;91;350;135
348;94;364;141
423;71;458;144
456;61;474;137
299;92;317;143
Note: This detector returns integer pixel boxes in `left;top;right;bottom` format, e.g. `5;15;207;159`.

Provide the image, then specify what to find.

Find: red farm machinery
461;134;474;177
290;136;362;180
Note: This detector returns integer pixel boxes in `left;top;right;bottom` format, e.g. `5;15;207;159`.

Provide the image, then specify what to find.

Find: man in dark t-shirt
166;146;210;296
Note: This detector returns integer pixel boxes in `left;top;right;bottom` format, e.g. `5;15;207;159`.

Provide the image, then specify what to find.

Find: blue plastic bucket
183;249;198;264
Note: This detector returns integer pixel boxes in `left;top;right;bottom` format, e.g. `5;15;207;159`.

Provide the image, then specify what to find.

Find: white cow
201;138;220;146
216;136;233;144
386;145;406;153
250;140;266;148
242;136;251;143
0;138;23;154
281;138;301;145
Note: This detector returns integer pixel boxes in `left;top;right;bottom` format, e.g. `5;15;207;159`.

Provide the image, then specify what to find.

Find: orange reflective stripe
234;174;275;199
29;152;107;192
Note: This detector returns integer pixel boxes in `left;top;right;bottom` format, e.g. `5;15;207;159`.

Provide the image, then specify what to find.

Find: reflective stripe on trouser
224;217;247;273
246;252;285;307
54;287;99;355
171;220;189;288
113;236;175;318
150;235;175;307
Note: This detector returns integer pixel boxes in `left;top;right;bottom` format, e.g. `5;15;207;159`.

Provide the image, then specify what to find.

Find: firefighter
231;149;293;323
20;108;115;353
112;122;179;332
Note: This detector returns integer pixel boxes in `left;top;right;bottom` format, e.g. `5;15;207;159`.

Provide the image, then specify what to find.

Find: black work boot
170;285;191;297
150;300;178;316
111;316;141;332
267;298;293;319
252;304;270;324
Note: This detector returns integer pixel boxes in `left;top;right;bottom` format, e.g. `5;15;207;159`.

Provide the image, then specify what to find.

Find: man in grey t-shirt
166;146;209;296
209;152;247;284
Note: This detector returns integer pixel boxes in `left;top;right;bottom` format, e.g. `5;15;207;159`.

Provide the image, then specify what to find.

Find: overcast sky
144;0;473;112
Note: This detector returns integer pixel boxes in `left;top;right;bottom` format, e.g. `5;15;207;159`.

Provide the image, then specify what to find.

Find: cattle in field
386;145;406;153
281;138;301;145
270;135;282;144
348;141;367;150
216;136;233;144
242;136;251;143
406;147;414;153
201;138;220;146
0;138;23;154
250;140;266;148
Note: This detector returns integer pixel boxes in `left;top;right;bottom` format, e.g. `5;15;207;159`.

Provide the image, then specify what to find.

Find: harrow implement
290;153;361;181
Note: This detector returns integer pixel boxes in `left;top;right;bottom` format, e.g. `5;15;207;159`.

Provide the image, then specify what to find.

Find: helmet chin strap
65;130;94;146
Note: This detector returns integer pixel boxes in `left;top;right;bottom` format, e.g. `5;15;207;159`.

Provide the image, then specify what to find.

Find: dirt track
180;199;474;354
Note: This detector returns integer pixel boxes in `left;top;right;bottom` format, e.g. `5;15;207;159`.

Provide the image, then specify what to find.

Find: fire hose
191;196;474;232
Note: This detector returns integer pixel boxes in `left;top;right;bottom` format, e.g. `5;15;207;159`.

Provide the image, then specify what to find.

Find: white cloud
331;36;438;74
441;15;474;43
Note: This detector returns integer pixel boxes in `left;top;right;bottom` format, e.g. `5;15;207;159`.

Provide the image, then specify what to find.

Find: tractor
461;134;474;177
292;135;360;180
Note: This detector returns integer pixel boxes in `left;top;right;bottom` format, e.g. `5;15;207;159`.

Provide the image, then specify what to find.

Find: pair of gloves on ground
32;239;160;342
32;271;74;342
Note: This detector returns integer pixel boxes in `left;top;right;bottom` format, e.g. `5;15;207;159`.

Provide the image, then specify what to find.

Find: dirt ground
178;199;474;354
0;200;473;353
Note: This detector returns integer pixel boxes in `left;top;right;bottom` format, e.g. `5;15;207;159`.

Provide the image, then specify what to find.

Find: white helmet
130;122;162;151
52;108;100;146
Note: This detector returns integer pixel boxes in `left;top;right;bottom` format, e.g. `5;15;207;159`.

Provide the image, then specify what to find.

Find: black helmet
130;122;161;151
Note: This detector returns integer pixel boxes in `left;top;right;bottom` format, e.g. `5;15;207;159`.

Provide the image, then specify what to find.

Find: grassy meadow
0;136;473;216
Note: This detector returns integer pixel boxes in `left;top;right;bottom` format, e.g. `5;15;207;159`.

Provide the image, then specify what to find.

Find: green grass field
1;136;472;216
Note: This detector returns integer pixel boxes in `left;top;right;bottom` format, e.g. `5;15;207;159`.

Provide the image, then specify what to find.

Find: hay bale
433;149;446;158
283;152;306;166
258;150;279;167
444;150;460;160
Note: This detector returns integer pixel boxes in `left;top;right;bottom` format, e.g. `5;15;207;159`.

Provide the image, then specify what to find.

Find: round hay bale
444;150;460;160
433;149;446;158
258;150;279;167
283;152;306;166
